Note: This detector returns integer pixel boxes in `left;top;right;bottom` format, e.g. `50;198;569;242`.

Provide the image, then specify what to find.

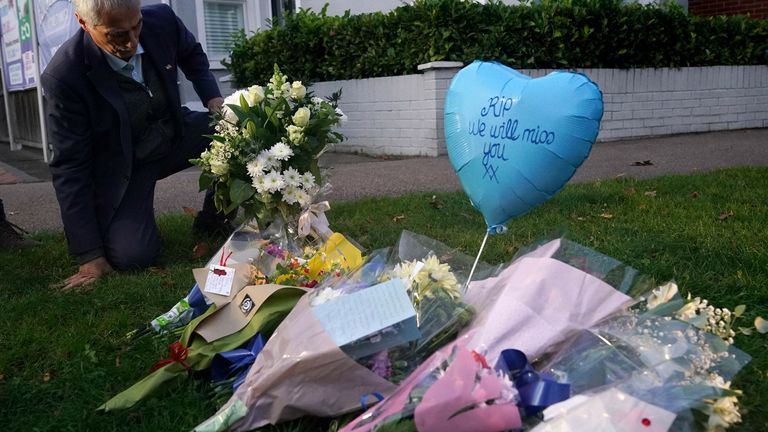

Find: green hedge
224;0;768;87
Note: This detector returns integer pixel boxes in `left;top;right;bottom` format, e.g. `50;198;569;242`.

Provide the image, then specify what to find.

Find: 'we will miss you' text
468;96;556;183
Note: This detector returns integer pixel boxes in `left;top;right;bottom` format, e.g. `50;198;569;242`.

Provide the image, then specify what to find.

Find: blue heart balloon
444;61;603;233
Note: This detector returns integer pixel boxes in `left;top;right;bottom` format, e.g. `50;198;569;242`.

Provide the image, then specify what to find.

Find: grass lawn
1;166;767;432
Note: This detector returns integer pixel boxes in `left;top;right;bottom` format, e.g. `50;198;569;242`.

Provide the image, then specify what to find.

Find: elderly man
42;0;228;290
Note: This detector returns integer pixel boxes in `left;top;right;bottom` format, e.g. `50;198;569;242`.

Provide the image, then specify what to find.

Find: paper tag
204;265;236;296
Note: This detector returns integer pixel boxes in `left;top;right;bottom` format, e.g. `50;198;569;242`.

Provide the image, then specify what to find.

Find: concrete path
1;128;766;233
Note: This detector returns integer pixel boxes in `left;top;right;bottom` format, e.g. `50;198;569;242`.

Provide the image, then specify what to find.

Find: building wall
688;0;767;18
311;64;768;157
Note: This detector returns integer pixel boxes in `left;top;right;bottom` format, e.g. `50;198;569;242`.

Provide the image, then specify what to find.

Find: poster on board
1;0;35;91
35;0;78;73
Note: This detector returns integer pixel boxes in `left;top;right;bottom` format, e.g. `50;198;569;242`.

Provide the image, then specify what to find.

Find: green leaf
209;134;228;144
226;104;250;123
229;178;255;205
198;172;215;192
756;316;768;334
734;304;746;317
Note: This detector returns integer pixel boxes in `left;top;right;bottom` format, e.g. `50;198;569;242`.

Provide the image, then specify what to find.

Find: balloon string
464;230;490;293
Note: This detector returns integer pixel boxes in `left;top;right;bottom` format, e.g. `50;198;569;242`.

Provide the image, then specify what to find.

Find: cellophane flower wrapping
340;332;522;432
135;213;360;337
194;231;492;431
106;217;364;411
532;313;750;431
462;237;652;365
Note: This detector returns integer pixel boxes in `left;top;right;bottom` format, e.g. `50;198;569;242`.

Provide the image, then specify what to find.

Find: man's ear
75;12;88;31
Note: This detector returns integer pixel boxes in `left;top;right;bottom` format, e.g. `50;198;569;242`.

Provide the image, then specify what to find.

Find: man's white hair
73;0;141;26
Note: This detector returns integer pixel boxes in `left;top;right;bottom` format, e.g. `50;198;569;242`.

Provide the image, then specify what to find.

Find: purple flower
370;350;392;380
265;244;287;259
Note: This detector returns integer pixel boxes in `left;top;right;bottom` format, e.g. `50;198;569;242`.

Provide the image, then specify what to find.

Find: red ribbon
220;247;233;267
150;342;191;372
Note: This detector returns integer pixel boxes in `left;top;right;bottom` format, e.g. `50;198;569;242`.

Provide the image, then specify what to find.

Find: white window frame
195;0;261;70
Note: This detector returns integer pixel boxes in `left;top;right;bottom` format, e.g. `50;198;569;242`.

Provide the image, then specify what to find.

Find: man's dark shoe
192;211;236;237
0;219;39;249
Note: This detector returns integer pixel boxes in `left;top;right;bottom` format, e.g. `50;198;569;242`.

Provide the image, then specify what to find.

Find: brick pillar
417;61;464;155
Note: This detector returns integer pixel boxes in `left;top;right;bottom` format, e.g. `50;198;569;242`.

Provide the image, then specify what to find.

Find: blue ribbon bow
497;349;571;416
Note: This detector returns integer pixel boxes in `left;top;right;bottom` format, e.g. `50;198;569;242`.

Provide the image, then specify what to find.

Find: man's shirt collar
103;44;145;83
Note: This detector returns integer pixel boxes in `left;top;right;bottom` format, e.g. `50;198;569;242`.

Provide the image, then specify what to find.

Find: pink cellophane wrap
197;294;397;431
341;333;519;432
413;346;521;432
463;239;634;365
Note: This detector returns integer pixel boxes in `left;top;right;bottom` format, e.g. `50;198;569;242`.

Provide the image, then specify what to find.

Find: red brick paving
0;167;20;184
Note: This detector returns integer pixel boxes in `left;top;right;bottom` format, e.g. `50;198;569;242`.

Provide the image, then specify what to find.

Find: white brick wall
312;64;768;156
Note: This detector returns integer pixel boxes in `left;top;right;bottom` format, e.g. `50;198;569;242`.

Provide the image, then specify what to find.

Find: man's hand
56;257;114;292
207;96;225;113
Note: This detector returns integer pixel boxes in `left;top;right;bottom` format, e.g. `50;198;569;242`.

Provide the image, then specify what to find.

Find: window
270;0;296;25
195;0;259;67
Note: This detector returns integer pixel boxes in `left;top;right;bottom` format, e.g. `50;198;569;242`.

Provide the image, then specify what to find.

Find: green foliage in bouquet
192;65;345;227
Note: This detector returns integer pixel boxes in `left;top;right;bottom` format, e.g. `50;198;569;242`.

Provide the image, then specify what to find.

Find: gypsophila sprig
192;64;345;226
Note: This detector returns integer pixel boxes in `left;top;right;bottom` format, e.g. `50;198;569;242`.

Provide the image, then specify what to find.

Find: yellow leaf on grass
392;215;405;222
192;242;210;259
598;213;613;219
755;316;768;334
644;191;657;197
718;211;734;221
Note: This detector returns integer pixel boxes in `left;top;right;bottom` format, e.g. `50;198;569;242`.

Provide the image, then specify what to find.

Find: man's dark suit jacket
42;4;221;260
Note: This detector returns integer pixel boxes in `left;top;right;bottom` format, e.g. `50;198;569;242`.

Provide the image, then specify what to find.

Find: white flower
269;142;293;161
335;107;348;122
392;261;418;288
286;125;304;145
257;150;280;171
263;171;285;193
706;396;741;431
246;158;266;179
280;82;291;99
311;96;325;108
417;255;460;296
251;175;269;195
301;171;316;187
247;85;264;104
292;107;311;127
677;295;702;321
647;281;678;309
295;189;312;207
281;186;299;205
290;81;307;100
204;141;231;176
282;167;302;187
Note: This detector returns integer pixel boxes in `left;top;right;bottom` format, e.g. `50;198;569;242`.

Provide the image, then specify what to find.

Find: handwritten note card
312;279;417;347
204;265;235;297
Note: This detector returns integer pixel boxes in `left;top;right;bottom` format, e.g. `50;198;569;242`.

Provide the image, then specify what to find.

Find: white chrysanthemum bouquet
193;65;345;226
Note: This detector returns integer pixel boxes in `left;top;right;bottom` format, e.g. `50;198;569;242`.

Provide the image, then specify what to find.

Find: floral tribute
193;64;345;226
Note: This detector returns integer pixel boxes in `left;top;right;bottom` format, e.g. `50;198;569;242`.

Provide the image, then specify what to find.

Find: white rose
647;281;678;309
292;107;311;127
247;85;264;105
290;81;306;100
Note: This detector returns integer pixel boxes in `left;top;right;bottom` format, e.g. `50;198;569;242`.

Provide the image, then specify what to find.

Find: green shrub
224;0;768;87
